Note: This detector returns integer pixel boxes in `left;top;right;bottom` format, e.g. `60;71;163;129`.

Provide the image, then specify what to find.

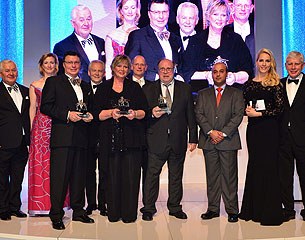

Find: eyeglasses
64;61;81;65
235;4;252;10
159;67;173;73
149;10;169;15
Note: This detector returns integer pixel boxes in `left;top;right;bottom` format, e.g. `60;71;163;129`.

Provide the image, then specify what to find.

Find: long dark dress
239;80;284;225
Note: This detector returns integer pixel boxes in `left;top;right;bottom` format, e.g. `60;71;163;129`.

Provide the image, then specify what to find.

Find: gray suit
195;85;244;214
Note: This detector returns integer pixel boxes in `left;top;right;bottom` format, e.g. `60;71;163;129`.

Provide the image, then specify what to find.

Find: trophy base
158;108;171;114
78;113;89;118
118;110;129;115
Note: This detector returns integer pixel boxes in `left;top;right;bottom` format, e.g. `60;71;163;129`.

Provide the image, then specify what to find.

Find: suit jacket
195;86;244;151
280;74;305;145
53;33;106;83
0;81;30;149
125;25;182;81
142;80;198;154
40;74;91;148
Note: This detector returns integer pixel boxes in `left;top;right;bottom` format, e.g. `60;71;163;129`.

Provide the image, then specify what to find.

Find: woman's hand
245;106;262;117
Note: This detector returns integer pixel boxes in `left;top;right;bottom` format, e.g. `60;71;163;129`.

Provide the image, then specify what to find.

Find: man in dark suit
125;0;182;81
279;51;305;221
41;51;94;230
85;60;107;216
141;59;197;221
195;59;244;223
53;5;106;83
0;60;30;221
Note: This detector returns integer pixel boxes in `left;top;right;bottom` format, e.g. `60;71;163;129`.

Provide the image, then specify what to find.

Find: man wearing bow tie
41;51;94;230
53;4;105;83
85;60;107;216
0;60;30;221
176;2;202;84
125;0;181;81
279;51;305;222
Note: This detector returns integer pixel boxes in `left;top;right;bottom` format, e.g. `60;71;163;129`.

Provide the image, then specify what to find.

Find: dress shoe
282;209;295;222
169;211;188;219
228;214;238;223
300;209;305;221
11;210;27;218
122;218;136;223
52;220;65;230
99;208;108;216
86;205;97;215
72;214;94;223
0;212;11;221
201;210;219;220
142;212;153;221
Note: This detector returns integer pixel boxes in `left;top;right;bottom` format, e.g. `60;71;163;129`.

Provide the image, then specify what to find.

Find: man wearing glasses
141;59;197;221
125;0;182;81
53;5;105;83
41;51;94;230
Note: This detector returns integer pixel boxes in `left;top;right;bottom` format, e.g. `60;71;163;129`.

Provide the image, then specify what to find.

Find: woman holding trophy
93;54;148;223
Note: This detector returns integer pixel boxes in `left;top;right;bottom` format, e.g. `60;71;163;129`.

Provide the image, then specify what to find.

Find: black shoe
0;212;11;221
283;209;295;222
142;212;153;221
300;209;305;221
99;208;108;216
169;211;188;219
201;210;219;220
52;220;65;230
86;205;97;215
11;210;27;218
72;214;95;223
228;214;238;223
122;219;136;223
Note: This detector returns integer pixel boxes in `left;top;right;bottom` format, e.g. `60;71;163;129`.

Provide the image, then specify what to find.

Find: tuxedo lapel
62;75;79;103
146;27;165;60
0;82;20;112
71;34;90;66
18;84;29;115
291;75;305;107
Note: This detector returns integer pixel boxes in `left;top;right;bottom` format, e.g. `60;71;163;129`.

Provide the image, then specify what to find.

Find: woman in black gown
239;48;284;225
94;54;148;223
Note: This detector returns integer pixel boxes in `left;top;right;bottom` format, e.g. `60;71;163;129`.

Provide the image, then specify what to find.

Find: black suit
125;25;182;81
85;83;106;211
53;33;105;83
40;74;91;222
0;81;30;214
141;80;197;214
279;74;305;215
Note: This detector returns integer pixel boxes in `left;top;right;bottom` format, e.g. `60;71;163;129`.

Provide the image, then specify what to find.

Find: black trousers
141;144;186;214
85;144;106;210
49;147;86;222
0;139;28;214
279;130;305;212
107;149;142;222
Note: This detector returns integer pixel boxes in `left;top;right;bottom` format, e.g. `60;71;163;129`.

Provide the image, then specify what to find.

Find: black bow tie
92;85;98;89
81;37;93;48
182;36;190;41
288;79;299;84
7;84;18;93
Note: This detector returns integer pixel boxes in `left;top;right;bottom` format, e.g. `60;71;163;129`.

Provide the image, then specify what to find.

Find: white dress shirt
286;73;303;106
75;33;98;62
233;21;251;41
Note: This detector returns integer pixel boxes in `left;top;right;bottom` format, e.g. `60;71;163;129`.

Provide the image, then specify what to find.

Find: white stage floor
1;183;305;240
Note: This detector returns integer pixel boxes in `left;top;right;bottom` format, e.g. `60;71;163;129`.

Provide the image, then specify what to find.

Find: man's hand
69;111;82;122
152;106;166;118
188;143;197;152
209;130;224;144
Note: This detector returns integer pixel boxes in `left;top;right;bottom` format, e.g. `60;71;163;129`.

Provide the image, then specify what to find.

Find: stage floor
1;183;305;240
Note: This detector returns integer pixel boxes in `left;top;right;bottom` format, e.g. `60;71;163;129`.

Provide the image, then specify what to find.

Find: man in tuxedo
0;60;30;221
53;4;106;83
41;51;94;230
141;59;197;221
195;59;244;223
279;51;305;221
176;2;201;84
85;60;107;216
125;0;182;81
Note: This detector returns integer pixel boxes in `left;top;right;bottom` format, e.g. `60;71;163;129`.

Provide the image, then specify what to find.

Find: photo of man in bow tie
53;4;105;83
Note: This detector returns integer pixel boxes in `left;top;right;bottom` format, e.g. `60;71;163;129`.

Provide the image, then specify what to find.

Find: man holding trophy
41;51;94;230
141;59;198;221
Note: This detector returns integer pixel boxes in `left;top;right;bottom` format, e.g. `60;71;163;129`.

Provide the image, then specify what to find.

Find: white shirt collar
233;21;250;41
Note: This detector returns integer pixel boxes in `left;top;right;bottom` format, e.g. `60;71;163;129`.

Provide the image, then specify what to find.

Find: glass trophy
117;96;130;115
158;94;171;114
76;100;89;118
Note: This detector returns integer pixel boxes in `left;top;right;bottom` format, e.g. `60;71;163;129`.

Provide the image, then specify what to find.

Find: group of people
0;0;305;233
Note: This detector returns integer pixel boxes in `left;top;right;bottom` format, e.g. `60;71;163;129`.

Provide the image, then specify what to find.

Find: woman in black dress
94;54;148;223
239;48;284;225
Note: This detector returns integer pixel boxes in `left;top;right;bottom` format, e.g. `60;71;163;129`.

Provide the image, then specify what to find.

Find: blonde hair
111;54;131;76
38;53;59;76
117;0;141;25
256;48;280;87
206;0;230;27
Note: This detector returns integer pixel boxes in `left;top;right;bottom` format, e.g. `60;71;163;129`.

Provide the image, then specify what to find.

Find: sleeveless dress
28;85;69;216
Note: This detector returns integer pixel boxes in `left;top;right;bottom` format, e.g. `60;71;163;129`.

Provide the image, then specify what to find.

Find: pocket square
25;96;29;100
101;51;105;56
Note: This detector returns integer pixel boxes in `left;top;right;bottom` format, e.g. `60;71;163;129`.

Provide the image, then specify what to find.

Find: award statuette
158;94;171;114
117;96;130;115
76;100;89;118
